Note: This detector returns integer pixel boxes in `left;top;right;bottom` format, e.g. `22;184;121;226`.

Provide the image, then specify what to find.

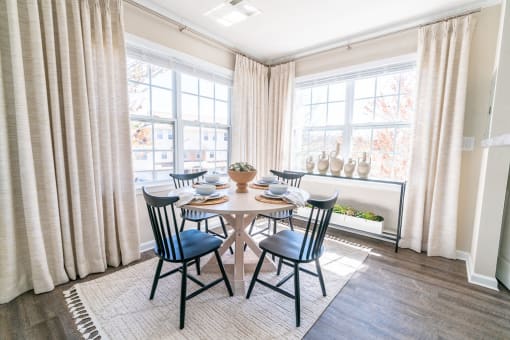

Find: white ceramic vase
357;152;371;179
343;158;356;178
329;142;344;176
305;155;315;174
317;151;329;175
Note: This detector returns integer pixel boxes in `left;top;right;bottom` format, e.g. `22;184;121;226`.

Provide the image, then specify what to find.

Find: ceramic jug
343;158;356;178
317;151;329;175
329;142;344;176
357;152;371;179
305;155;315;174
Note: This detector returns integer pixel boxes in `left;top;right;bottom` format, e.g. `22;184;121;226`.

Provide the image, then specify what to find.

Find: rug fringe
63;286;104;340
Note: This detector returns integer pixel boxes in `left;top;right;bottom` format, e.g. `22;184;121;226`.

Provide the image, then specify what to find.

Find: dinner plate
199;181;228;186
255;180;278;186
262;190;288;199
194;191;221;199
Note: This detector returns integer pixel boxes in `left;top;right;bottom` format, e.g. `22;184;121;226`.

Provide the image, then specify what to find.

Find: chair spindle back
143;187;183;259
270;170;305;188
299;192;338;261
170;171;207;189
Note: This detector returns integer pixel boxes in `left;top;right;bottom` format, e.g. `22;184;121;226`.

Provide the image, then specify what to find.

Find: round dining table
183;187;295;294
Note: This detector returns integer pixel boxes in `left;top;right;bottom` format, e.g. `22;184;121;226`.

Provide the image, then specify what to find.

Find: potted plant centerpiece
228;162;257;193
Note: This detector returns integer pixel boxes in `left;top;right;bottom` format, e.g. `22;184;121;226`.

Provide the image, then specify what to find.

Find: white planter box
297;207;384;235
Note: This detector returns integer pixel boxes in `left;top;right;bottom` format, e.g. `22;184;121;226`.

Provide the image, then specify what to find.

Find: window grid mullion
175;71;184;173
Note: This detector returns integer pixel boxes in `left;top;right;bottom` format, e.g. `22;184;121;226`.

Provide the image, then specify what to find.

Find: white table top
182;187;295;215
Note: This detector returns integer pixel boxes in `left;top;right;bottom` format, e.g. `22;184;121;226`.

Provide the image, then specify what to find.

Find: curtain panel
0;0;139;303
232;54;295;175
400;15;476;258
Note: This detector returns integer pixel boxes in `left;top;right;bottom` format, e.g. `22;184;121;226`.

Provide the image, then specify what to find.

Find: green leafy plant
308;203;383;221
229;162;256;172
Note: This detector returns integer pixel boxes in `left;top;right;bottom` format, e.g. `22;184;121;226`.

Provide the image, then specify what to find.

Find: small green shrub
308;203;383;221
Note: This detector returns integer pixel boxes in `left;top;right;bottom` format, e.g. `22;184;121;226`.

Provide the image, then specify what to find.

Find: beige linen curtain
400;15;475;258
0;0;139;303
232;54;295;175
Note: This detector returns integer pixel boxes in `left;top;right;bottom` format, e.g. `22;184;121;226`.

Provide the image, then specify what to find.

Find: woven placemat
249;183;268;190
254;195;289;205
193;183;230;190
188;196;229;206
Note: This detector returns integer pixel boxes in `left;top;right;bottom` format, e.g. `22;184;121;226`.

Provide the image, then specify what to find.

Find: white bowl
261;175;277;183
268;184;288;195
196;184;216;195
204;174;220;184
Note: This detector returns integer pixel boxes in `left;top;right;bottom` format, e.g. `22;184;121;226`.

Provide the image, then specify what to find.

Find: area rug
64;237;370;340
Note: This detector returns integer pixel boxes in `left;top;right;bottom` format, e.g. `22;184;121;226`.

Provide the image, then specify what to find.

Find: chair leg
316;259;326;296
248;217;257;235
196;258;201;276
197;221;201;231
179;218;186;232
180;261;187;329
215;250;233;296
288;216;294;231
277;257;283;276
149;259;163;300
246;250;266;299
294;262;301;327
272;220;277;261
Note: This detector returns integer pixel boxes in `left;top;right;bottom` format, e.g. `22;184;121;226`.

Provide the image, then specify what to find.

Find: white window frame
291;56;416;180
126;36;233;186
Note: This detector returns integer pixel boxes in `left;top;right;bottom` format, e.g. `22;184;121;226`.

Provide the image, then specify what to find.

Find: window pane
327;102;345;125
151;65;172;88
325;131;343;152
215;84;229;101
182;94;198;121
304;130;325;153
400;71;416;94
155;170;172;181
296;88;311;106
215;100;228;124
200;97;215;123
134;171;154;183
395;128;412;157
133;151;152;171
376;74;399;96
127;59;148;83
128;83;149;116
329;82;346;101
309;104;327;126
393;155;409;180
354;78;376;99
351;129;371;156
372;128;395;153
371;152;393;179
181;74;198;94
154;151;173;171
131;121;152;149
311;85;328;103
183;126;200;150
154;123;174;150
399;94;414;121
216;129;229;150
202;127;216;150
375;95;398;122
152;88;173;118
200;79;214;97
216;150;228;161
353;99;374;123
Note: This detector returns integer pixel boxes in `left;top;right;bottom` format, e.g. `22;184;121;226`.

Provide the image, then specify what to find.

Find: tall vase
305;155;315;174
343;158;356;178
357;152;371;179
317;151;329;175
329;142;344;176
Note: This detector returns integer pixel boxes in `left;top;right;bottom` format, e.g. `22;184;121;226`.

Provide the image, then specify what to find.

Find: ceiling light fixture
204;0;261;27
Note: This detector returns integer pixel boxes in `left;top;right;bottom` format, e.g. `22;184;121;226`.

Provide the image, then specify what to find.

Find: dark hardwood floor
2;228;510;339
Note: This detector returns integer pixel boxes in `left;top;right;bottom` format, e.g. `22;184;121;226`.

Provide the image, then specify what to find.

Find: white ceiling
137;0;499;64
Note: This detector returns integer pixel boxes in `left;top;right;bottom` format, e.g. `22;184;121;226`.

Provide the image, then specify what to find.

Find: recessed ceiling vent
204;0;261;27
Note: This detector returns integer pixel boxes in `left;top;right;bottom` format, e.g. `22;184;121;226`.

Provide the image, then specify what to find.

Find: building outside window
291;61;416;180
127;52;231;184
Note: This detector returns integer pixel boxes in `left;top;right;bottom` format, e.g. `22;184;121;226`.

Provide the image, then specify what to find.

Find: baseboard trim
140;240;155;253
456;250;499;291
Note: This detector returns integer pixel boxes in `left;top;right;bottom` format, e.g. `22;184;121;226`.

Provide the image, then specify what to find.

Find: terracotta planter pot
228;170;257;193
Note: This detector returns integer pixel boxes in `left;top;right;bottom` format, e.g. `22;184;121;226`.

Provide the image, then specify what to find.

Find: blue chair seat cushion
259;230;324;262
155;229;222;261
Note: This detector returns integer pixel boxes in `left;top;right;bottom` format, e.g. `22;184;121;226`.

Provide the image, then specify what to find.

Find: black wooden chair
248;170;306;237
143;188;233;329
170;171;230;242
246;192;338;327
